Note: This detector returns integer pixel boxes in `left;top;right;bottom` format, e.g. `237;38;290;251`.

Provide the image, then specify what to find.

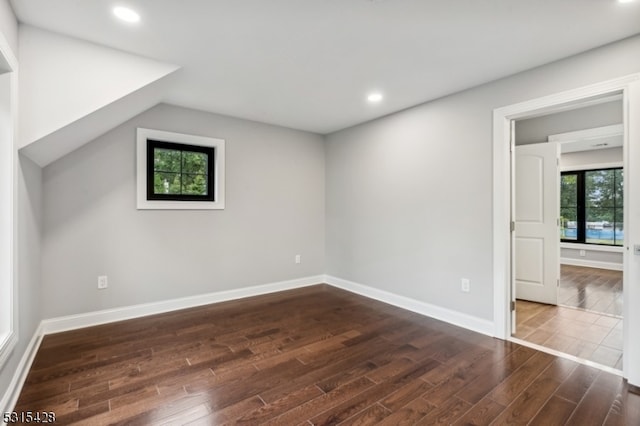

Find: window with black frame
146;139;215;202
560;168;623;246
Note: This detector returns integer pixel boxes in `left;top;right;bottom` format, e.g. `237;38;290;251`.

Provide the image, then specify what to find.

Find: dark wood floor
515;301;623;370
14;285;640;425
559;265;622;317
515;265;624;369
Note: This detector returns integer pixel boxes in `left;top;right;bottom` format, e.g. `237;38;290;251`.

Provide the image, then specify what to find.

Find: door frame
493;73;640;385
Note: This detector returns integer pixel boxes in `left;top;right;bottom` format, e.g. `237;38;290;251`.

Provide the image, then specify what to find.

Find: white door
514;142;559;305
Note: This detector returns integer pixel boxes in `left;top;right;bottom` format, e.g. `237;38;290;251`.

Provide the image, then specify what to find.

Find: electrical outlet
461;278;470;293
98;275;108;289
295;254;301;264
579;250;586;257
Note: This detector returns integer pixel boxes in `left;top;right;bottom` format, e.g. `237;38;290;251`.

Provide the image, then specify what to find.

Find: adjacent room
1;0;640;424
513;98;626;370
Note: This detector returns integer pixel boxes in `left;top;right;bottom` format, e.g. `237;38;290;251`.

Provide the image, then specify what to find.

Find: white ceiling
10;0;640;134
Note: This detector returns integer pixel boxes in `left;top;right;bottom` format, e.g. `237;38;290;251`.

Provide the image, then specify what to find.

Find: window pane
154;148;181;172
560;173;577;241
561;207;577;240
586;207;615;244
561;174;577;208
181;174;208;196
586;169;615;209
182;151;208;174
615;169;623;207
614;208;624;246
154;172;182;195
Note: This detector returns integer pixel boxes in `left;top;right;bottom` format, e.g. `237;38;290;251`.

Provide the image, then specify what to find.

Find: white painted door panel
515;142;559;305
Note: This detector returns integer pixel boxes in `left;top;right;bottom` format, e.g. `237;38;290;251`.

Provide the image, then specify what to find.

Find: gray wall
16;155;42;355
41;104;325;318
561;247;622;268
0;156;43;405
325;34;640;321
515;100;622;145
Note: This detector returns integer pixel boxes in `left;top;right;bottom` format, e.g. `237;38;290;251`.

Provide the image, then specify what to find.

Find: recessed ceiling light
367;93;383;103
113;6;140;23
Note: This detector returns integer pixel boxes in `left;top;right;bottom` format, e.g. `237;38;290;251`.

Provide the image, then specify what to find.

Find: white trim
560;162;623;172
560;258;623;271
493;73;640;341
0;33;17;373
136;128;226;210
494;73;640;387
0;331;17;372
325;275;494;337
560;242;624;253
549;124;623;144
0;323;44;415
509;336;622;377
42;275;324;334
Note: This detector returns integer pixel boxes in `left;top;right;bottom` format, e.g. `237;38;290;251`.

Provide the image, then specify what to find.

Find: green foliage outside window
560;168;623;246
153;148;209;196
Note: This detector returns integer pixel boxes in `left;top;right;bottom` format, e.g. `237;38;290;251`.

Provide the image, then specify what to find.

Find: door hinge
510;221;515;232
557;279;560;287
511;301;516;311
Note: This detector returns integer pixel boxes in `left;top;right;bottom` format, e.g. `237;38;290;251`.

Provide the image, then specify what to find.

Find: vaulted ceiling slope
18;26;180;166
11;0;640;165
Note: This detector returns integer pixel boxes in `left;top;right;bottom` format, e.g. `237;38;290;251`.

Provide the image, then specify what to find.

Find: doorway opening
493;74;640;386
512;99;624;370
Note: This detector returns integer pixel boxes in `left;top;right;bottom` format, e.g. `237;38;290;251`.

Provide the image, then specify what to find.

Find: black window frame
146;139;215;202
560;167;623;246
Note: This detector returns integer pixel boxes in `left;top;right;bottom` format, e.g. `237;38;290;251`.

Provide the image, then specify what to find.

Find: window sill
560;242;624;253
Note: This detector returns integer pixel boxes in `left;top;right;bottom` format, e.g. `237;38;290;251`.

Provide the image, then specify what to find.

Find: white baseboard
0;323;44;416
560;257;623;271
42;275;325;334
324;275;494;337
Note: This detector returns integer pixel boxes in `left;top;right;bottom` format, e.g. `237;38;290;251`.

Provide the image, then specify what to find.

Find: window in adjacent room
560;168;623;246
137;128;225;210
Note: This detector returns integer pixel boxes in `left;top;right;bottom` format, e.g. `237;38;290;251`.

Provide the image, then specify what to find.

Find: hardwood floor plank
186;396;265;425
379;378;433;411
604;387;640;426
454;346;536;404
228;384;323;424
415;396;471;425
261;336;395;403
489;375;561;425
486;351;555;406
452;397;505;425
338;402;392;425
53;401;110;425
310;360;440;425
376;397;436;425
315;361;378;393
262;376;376;426
555;363;600;403
13;285;637;425
529;395;577;426
566;371;624;425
